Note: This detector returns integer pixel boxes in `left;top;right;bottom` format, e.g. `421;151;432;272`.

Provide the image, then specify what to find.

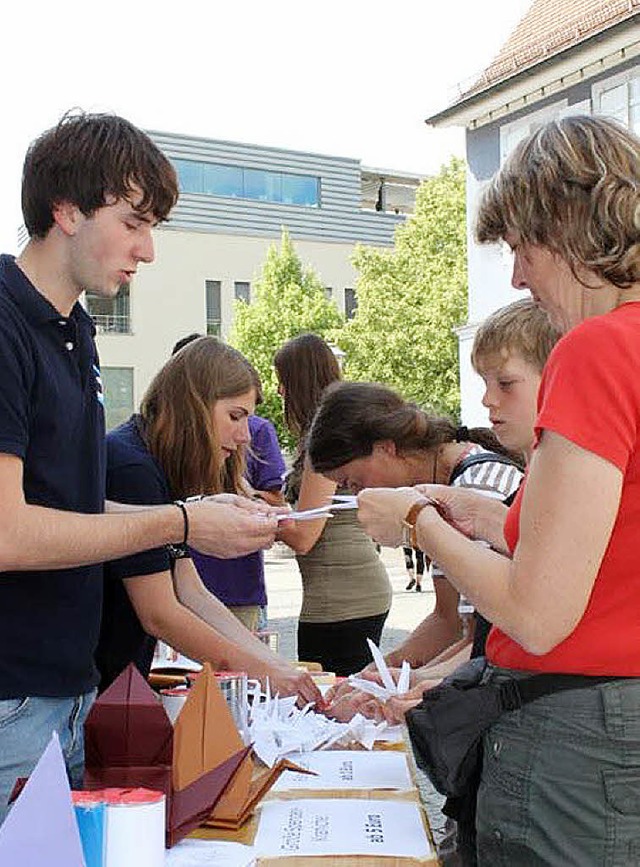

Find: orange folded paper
172;662;301;830
83;663;250;846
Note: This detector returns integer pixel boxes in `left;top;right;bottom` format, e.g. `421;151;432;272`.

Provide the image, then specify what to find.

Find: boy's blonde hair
471;299;561;374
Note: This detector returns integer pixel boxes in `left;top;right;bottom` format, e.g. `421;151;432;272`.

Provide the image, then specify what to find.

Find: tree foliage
332;157;467;418
230;229;344;448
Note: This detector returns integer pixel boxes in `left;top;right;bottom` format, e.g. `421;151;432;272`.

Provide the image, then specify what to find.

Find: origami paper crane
83;663;250;846
172;664;302;831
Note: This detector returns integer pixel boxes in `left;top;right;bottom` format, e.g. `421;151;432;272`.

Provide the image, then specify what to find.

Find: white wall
96;227;361;409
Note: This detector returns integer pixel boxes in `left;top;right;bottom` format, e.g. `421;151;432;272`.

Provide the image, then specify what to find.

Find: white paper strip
254;798;433;860
276;506;334;522
165;838;256;866
271;750;412;791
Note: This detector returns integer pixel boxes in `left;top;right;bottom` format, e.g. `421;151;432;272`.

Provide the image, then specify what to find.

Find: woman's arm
359;431;622;654
277;459;337;554
125;561;322;705
383;578;462;668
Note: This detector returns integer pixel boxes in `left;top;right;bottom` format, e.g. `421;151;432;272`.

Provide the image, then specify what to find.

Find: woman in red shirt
356;115;640;865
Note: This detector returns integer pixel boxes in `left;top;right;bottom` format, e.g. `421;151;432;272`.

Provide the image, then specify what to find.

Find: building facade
427;0;640;424
89;133;421;428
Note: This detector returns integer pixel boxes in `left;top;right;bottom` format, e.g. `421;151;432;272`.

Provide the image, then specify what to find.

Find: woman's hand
381;679;439;724
264;662;325;708
356;487;427;547
324;686;386;723
414;484;507;543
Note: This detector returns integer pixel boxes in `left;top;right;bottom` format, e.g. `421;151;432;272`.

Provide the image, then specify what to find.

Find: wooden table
193;739;441;865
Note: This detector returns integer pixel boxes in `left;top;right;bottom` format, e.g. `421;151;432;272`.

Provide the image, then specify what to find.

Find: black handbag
405;658;622;800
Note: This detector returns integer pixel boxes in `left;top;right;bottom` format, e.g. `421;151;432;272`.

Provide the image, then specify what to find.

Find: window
234;281;251;304
281;173;320;206
324;287;333;301
244;168;281;202
344;287;357;319
173;158;320;207
85;285;131;334
203;163;243;197
499;99;568;162
595;71;640;135
101;367;133;431
206;280;222;336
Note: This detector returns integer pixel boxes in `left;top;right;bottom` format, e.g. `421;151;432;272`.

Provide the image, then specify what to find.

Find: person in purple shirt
172;335;286;631
191;415;286;630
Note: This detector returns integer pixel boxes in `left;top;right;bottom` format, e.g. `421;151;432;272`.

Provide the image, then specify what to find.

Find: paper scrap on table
348;639;411;701
374;724;405;743
271;750;412;791
254;798;433;860
165;838;256;866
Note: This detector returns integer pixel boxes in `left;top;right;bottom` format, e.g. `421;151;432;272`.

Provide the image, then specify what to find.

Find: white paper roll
104;790;165;867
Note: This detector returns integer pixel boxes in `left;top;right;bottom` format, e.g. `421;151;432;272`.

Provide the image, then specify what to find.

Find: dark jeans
297;611;389;676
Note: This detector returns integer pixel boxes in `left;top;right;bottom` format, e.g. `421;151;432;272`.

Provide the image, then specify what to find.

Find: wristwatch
401;497;433;549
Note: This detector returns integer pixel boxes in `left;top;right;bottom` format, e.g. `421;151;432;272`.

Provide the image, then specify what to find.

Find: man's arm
0;454;279;570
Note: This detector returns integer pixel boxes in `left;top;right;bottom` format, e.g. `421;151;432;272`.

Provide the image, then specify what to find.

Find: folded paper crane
0;732;86;866
83;662;251;846
181;673;303;831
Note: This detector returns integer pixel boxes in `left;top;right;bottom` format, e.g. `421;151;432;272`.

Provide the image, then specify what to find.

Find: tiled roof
463;0;640;98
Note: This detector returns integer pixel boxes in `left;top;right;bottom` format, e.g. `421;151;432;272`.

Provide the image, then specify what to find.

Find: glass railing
91;314;131;334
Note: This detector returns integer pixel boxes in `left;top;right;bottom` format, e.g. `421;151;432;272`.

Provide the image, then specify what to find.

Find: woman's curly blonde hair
475;115;640;288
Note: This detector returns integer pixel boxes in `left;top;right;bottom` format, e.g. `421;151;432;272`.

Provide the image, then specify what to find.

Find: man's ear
52;201;82;236
372;440;397;458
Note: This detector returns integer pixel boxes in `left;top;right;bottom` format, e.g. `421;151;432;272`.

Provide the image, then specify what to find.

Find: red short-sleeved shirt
487;302;640;675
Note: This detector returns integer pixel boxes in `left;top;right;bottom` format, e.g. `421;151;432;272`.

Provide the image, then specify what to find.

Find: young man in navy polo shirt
0;112;288;824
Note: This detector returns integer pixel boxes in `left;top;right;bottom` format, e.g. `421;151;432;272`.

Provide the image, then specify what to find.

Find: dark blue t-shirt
0;255;106;698
96;416;172;689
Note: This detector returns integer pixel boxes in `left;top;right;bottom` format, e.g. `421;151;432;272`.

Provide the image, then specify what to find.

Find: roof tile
464;0;640;97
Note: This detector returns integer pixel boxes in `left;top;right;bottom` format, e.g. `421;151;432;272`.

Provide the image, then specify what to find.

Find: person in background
96;335;320;707
356;115;640;865
274;333;392;676
0;112;280;826
403;546;427;592
307;380;522;698
171;334;286;632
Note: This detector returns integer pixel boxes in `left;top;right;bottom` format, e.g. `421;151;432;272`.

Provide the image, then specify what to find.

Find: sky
0;0;531;252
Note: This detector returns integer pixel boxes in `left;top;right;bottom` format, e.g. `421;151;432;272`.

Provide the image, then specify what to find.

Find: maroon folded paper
83;663;249;847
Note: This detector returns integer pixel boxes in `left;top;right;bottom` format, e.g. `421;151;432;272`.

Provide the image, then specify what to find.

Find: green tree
332;157;467;417
230;230;344;448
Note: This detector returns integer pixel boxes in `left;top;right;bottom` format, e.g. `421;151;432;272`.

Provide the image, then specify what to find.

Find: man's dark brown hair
22;111;179;238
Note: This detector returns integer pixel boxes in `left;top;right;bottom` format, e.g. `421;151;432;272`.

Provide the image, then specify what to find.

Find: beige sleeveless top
295;508;392;623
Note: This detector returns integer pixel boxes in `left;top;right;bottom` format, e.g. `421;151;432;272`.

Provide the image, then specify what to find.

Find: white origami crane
347;639;411;701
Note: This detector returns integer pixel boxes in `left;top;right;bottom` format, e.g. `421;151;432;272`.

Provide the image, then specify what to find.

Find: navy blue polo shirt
96;416;173;690
0;254;106;698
